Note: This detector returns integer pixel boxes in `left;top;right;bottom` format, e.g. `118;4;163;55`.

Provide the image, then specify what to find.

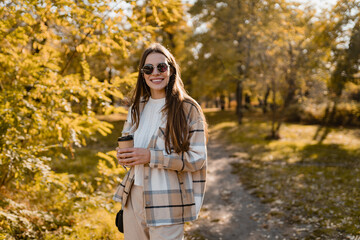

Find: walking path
184;138;296;240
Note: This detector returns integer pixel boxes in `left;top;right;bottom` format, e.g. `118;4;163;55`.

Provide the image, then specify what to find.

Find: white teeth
152;79;163;83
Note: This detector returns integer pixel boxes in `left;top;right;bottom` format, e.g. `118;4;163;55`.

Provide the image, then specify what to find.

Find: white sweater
133;97;165;186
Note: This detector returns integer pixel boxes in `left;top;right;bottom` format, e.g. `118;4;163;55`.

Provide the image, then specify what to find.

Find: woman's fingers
119;152;133;159
119;157;138;166
117;148;134;159
117;148;133;154
116;148;150;166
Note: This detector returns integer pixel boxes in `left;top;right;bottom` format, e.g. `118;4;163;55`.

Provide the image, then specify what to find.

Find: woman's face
142;52;171;99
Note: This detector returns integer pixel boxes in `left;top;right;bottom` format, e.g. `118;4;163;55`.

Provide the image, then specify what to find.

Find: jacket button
144;176;149;180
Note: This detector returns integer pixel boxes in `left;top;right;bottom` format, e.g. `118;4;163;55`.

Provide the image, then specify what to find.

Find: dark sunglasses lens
157;63;168;73
142;65;154;74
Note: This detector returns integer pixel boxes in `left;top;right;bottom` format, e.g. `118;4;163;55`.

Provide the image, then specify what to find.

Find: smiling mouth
151;79;163;83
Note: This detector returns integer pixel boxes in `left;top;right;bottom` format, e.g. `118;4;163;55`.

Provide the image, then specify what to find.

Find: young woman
113;43;208;240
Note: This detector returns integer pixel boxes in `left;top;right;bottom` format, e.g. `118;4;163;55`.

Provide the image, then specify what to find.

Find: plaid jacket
113;99;207;227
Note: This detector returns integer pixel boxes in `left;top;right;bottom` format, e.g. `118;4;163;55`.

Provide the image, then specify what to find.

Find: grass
206;110;360;239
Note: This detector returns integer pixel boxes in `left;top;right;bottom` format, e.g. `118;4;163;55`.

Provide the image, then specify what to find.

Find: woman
113;43;207;240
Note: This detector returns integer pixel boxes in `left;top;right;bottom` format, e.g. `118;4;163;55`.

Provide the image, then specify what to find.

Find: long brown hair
131;43;207;154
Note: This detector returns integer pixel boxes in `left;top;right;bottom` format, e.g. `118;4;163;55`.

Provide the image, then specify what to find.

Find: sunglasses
141;63;169;75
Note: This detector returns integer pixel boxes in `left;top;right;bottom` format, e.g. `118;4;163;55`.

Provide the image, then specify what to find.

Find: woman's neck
150;90;166;99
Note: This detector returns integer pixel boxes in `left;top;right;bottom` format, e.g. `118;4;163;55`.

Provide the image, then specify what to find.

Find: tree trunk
263;85;270;113
220;94;225;110
313;98;339;143
268;79;280;139
268;41;297;139
236;80;243;124
284;73;297;108
228;92;231;109
284;41;297;108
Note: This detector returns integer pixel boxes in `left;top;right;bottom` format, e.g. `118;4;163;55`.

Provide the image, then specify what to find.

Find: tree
0;0;189;237
330;0;360;96
260;2;321;138
189;0;302;124
311;0;360;141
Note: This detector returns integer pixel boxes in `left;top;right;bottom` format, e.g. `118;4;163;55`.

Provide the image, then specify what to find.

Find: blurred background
1;0;359;239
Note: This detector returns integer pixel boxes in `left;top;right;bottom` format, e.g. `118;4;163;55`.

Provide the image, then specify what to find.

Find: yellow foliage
67;208;124;240
0;0;193;238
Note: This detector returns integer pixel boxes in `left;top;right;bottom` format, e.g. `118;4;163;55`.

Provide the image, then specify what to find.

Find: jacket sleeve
149;107;207;172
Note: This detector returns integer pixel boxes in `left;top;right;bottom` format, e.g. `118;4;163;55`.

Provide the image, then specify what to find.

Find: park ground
93;109;360;239
184;110;360;240
92;109;360;239
35;109;360;239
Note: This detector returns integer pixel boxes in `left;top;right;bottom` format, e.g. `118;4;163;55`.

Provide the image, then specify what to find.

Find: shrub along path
184;137;298;240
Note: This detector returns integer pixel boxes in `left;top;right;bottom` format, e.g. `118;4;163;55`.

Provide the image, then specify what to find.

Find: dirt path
184;139;295;240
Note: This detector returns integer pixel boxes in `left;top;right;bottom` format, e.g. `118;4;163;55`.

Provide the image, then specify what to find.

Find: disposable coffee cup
117;135;133;170
118;135;134;148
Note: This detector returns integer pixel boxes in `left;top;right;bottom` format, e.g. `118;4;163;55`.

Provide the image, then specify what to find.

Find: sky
291;0;338;11
185;0;339;8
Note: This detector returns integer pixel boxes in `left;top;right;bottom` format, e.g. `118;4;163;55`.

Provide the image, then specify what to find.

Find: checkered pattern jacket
113;98;207;227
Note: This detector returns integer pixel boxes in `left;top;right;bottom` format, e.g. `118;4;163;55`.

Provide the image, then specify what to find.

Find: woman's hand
116;147;150;166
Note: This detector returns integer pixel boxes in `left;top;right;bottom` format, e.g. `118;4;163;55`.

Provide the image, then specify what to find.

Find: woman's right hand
116;147;150;166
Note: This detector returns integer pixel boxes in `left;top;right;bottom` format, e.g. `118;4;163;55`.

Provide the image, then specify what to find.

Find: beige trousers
123;185;184;240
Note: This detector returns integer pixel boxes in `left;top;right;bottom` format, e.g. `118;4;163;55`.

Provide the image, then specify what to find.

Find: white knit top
133;97;166;186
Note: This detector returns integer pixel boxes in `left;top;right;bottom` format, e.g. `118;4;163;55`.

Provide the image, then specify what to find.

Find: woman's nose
152;67;160;75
